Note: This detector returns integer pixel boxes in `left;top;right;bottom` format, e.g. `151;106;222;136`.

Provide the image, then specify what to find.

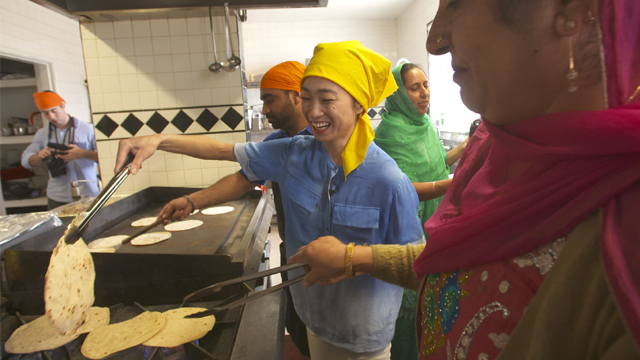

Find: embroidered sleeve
371;243;425;291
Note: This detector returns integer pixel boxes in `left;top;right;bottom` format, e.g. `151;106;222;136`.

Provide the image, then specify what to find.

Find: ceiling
244;0;415;23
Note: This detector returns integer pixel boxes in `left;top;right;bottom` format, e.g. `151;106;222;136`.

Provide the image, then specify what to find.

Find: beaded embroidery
422;270;473;357
513;237;566;275
453;302;510;360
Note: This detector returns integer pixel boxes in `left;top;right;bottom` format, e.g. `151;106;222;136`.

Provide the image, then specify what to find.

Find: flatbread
142;308;215;347
81;311;165;359
131;217;158;227
87;235;128;249
89;247;116;253
44;237;95;335
201;206;234;215
164;219;203;232
130;232;172;246
4;307;109;354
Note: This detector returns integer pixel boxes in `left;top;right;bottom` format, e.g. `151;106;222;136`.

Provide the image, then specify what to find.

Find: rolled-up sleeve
234;138;293;183
21;130;47;169
385;177;425;245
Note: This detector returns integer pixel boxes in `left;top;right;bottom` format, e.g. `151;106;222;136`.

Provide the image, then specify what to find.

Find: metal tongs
183;263;307;318
63;154;134;244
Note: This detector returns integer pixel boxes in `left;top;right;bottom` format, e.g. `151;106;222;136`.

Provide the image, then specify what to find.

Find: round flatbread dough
87;235;128;249
143;308;215;347
89;247;116;253
45;237;95;335
201;206;234;215
130;232;172;246
131;217;158;227
81;311;165;359
164;219;203;232
4;307;109;354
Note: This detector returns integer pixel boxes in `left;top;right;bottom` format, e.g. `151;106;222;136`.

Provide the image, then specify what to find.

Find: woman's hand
114;135;162;175
288;236;349;287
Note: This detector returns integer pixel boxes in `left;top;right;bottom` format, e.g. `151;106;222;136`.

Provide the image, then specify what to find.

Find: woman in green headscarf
374;63;467;360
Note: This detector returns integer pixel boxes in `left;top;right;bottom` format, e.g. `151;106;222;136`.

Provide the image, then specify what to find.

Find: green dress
374;64;449;360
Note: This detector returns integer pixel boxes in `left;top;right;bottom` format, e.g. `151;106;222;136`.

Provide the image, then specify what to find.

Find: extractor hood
31;0;328;21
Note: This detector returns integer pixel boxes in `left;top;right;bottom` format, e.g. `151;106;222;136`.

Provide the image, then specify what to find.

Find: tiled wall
241;19;398;76
0;0;91;122
396;0;438;75
79;12;248;195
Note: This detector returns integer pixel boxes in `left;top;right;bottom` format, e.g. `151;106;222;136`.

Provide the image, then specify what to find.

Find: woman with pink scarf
289;0;640;358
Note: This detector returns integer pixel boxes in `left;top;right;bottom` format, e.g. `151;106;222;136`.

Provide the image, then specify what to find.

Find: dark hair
400;63;425;85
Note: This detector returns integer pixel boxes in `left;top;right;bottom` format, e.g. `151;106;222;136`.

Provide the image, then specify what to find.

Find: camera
42;153;67;178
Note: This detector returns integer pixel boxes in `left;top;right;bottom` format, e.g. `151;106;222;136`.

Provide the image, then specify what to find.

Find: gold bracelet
345;242;356;278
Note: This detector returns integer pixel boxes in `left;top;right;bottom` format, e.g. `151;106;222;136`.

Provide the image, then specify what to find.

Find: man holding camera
21;91;99;209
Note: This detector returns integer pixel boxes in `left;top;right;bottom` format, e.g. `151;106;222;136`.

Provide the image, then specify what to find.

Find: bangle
183;195;196;213
345;242;356;278
433;181;440;197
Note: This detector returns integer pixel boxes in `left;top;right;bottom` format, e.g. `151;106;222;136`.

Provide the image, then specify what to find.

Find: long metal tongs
63;154;134;244
183;263;307;318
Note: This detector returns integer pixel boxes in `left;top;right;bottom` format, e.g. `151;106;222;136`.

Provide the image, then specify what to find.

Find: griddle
1;187;270;314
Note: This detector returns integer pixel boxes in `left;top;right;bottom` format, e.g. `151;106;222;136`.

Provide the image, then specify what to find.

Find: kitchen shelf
0;135;34;145
4;196;47;208
0;78;37;88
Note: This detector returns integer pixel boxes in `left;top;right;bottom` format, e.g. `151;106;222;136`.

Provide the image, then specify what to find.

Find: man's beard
266;98;294;130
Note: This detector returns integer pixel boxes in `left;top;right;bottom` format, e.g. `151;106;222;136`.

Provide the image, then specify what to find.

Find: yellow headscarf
301;41;397;178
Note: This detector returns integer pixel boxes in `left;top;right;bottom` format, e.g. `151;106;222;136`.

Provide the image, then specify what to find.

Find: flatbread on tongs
44;235;96;335
143;307;215;347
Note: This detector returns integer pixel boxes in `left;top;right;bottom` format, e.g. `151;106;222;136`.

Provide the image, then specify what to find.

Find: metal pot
1;128;13;136
12;126;27;136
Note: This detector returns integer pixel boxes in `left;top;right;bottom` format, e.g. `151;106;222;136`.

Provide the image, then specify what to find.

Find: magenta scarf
415;0;640;346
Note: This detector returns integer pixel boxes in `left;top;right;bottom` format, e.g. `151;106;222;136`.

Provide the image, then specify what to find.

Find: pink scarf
415;0;640;345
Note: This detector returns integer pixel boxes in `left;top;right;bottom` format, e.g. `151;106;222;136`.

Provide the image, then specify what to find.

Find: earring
564;20;576;32
567;36;578;92
436;35;443;43
586;11;596;23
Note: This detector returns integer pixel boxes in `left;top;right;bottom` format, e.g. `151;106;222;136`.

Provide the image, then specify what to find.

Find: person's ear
353;99;364;115
553;0;594;37
60;102;66;110
291;91;302;105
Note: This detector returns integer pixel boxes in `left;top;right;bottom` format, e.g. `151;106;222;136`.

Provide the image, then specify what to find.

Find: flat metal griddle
1;187;270;314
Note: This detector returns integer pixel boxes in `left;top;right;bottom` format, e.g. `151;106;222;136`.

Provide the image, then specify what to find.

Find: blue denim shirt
21;117;99;203
238;126;312;184
235;135;424;352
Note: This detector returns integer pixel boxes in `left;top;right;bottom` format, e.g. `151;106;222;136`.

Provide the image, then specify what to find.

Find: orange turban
260;61;306;91
34;91;65;110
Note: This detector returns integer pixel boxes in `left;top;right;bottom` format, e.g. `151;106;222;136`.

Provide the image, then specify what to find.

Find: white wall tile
117;57;138;75
211;88;230;105
157;90;177;108
138;74;158;91
149;171;169;186
119;74;139;92
96;38;117;57
134;37;154;56
174;72;194;90
201;168;219;184
168;18;188;36
150;18;170;37
167;170;186;187
114;20;133;38
98;57;119;76
172;54;192;72
82;39;98;58
84;58;101;77
115;38;135;56
132;19;151;37
156;73;176;89
187;17;206;35
94;22;115;39
176;89;195;107
101;75;121;93
102;93;123;111
154;55;174;73
140;91;159;109
184;169;203;187
136;55;156;73
193;88;211;106
152;36;172;55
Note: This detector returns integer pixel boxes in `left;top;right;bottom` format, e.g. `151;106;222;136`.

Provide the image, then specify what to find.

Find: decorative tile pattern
93;106;245;140
121;114;144;136
146;112;170;134
368;108;378;119
95;115;119;138
171;110;194;133
221;107;243;130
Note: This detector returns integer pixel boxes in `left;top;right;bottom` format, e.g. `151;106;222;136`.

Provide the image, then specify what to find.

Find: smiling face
425;0;585;126
403;67;431;115
301;76;364;150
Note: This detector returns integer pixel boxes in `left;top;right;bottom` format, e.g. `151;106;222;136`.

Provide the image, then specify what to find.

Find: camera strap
48;117;76;146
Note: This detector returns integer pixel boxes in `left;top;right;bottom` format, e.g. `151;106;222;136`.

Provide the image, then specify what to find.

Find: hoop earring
567;36;578;93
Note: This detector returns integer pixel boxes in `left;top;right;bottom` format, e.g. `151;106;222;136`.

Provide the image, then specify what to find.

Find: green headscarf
374;63;449;236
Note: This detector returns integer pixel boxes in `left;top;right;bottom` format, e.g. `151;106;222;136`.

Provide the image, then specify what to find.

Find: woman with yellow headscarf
115;41;425;360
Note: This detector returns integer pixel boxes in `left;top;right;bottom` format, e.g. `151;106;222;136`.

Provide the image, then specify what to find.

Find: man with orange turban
150;61;312;355
21;91;99;209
